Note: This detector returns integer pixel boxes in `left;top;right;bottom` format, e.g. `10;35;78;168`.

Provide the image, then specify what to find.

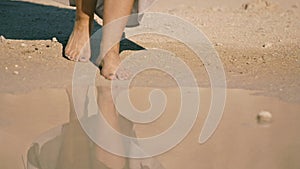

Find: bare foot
100;51;130;80
65;20;92;62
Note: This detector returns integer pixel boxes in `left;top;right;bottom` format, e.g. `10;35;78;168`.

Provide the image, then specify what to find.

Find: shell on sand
257;110;272;123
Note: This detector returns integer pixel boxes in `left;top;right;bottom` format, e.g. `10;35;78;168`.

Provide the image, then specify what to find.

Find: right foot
100;50;131;80
65;19;93;62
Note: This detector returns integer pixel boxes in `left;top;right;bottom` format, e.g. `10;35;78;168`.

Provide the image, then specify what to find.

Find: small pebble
242;3;249;10
257;111;272;124
200;23;206;27
0;35;6;42
13;71;19;75
52;37;58;42
28;55;32;59
262;43;272;48
5;67;8;70
215;42;223;46
21;43;27;47
14;64;18;68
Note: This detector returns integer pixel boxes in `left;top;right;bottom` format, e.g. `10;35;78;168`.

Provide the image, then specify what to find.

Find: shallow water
0;87;299;169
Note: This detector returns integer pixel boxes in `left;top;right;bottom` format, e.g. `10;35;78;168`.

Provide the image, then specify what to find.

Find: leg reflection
55;86;93;169
26;86;164;169
94;85;127;169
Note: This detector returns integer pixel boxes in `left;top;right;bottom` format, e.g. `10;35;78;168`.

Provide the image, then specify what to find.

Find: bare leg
65;0;96;61
56;87;92;169
98;0;135;80
94;86;126;169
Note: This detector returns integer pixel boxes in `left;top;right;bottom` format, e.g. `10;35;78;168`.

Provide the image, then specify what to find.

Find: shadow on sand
0;0;144;54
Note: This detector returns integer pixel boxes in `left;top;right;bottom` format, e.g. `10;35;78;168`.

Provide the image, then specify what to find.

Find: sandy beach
0;0;299;168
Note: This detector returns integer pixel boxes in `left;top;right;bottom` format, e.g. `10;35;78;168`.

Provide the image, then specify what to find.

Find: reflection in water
1;87;298;169
26;85;164;169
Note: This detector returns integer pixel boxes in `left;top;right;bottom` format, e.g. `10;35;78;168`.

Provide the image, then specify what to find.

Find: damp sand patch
0;88;299;169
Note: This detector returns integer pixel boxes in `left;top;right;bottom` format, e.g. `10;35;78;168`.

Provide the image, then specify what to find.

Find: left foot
100;51;130;80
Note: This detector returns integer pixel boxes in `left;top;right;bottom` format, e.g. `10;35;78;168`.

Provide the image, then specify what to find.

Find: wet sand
1;88;300;169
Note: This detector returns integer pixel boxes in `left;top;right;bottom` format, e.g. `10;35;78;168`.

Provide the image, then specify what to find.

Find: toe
79;53;91;62
64;50;71;60
107;73;117;80
100;70;116;80
79;56;88;62
70;51;79;61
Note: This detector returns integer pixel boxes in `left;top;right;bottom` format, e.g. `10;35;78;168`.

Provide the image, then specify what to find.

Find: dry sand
0;0;299;169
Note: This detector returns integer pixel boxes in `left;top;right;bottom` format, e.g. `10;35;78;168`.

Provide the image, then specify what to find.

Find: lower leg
98;0;135;80
65;0;97;61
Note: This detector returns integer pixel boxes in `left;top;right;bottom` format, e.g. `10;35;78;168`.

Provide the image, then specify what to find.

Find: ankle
101;51;119;63
75;21;92;27
75;15;93;25
101;44;120;57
